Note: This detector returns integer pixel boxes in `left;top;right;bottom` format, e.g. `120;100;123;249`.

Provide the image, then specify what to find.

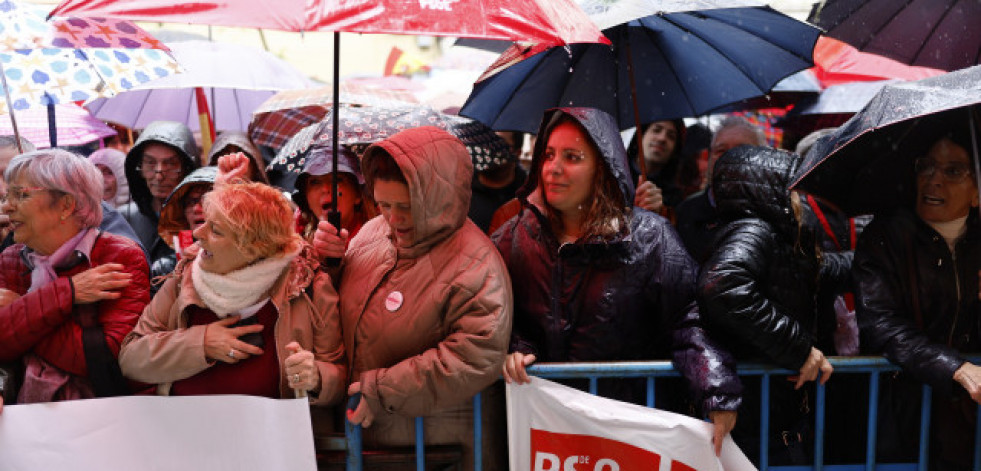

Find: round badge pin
385;291;404;312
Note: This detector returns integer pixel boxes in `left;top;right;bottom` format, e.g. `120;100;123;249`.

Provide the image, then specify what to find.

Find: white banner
508;378;755;471
0;395;317;471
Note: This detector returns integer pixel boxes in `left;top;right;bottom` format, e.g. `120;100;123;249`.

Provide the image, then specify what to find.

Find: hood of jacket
88;148;130;207
519;107;634;208
125;121;200;217
711;145;800;237
157;166;217;243
206;131;269;184
361;126;472;258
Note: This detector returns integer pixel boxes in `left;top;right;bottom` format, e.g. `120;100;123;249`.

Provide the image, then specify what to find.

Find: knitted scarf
191;247;299;317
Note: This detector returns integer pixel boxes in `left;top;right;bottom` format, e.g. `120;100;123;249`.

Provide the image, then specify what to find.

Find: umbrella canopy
460;6;820;133
49;0;607;46
85;40;313;132
808;0;981;72
0;0;179;110
250;87;416;151
0;102;114;148
791;65;981;216
268;103;511;180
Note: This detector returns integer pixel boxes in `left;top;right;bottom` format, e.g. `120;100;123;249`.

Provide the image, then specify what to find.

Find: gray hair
5;149;103;228
0;135;36;153
795;127;838;160
713;116;766;147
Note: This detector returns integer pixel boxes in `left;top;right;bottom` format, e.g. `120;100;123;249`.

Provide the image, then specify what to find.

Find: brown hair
202;182;302;259
362;148;407;195
540;117;628;241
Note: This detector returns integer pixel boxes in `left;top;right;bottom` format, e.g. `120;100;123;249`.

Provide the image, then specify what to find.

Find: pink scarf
18;228;99;404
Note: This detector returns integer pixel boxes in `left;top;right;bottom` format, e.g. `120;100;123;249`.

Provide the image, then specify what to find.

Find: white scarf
26;228;99;293
191;248;298;317
927;215;968;253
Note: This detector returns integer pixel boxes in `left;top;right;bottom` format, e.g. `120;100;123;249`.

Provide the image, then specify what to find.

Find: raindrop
569;67;574;73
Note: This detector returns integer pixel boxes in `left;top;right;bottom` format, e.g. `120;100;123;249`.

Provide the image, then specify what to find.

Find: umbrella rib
492;47;561;130
910;0;957;66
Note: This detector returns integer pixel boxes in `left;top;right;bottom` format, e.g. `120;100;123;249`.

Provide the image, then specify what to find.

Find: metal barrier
343;356;981;471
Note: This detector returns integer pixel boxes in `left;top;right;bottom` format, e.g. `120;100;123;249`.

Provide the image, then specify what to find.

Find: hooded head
711;145;802;236
361;126;472;257
521;107;634;241
206;131;269;184
88;148;129;207
157;166;217;246
125;121;200;216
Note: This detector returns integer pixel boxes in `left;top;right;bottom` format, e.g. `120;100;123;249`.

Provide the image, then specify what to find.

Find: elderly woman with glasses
0;149;150;406
854;128;981;468
118;182;345;405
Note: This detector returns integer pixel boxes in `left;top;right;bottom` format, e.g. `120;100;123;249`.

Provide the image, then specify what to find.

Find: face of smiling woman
193;210;258;274
540;121;599;217
915;138;979;224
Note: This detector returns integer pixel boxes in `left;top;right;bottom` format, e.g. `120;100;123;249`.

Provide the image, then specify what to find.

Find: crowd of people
0;107;978;469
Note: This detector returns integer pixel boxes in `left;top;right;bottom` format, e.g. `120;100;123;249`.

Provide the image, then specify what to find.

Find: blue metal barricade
343;356;981;471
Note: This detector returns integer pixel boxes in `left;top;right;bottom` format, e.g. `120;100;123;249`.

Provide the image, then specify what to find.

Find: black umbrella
808;0;981;71
790;65;981;216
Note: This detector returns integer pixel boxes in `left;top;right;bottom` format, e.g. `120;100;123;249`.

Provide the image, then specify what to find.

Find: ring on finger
293;373;300;383
228;349;236;359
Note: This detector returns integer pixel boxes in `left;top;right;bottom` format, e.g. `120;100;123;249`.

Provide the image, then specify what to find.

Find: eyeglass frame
136;156;185;177
1;186;53;205
914;157;975;183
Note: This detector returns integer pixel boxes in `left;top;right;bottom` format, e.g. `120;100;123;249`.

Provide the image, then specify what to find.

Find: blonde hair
202;182;302;259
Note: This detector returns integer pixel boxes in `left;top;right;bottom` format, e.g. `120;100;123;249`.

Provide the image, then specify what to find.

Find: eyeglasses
1;186;48;205
137;158;183;176
914;158;973;183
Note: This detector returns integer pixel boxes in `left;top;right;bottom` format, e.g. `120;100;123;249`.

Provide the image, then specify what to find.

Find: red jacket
0;232;150;376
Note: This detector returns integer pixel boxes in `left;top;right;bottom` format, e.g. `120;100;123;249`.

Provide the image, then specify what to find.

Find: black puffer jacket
493;108;741;413
698;146;820;370
854;208;981;394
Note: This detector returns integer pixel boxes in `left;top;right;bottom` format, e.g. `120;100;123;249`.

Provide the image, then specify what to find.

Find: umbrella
0;102;114;148
0;0;178;149
249;85;417;151
790;65;981;216
85;40;313;133
49;0;606;46
269;103;511;182
808;0;981;72
459;5;820;134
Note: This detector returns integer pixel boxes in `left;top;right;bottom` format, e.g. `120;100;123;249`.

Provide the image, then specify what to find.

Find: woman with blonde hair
119;182;345;403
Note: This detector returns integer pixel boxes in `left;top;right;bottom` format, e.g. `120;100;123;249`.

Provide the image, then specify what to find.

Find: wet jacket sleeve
0;238;149;376
653;224;742;413
0;256;76;363
698;220;813;370
307;272;347;406
491;218;538;356
119;276;212;383
853;221;964;393
360;254;513;417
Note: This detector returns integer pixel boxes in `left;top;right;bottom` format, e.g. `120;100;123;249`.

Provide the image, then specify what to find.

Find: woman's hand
633;176;664;212
312;220;348;261
203;315;264;363
708;410;737;456
502;352;536;384
215;153;252;184
0;288;20;307
71;263;132;304
283;341;321;392
790;347;833;389
954;362;981;403
346;382;375;428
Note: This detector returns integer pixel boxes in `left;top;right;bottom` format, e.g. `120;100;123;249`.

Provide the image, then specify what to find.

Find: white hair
713;116;766;147
5;149;104;228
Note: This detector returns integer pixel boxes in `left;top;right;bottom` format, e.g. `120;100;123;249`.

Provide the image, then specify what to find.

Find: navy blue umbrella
460;6;820;134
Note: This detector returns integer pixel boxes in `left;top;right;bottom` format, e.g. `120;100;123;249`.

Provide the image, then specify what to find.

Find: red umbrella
48;0;607;45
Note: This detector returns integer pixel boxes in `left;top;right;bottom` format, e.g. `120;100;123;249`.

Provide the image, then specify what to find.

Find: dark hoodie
206;131;269;184
121;121;200;270
493;107;741;413
150;167;217;281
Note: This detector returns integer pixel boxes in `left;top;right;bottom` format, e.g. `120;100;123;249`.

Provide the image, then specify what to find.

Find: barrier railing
342;356;981;471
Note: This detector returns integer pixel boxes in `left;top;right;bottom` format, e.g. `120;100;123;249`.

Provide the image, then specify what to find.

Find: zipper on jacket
948;250;960;347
